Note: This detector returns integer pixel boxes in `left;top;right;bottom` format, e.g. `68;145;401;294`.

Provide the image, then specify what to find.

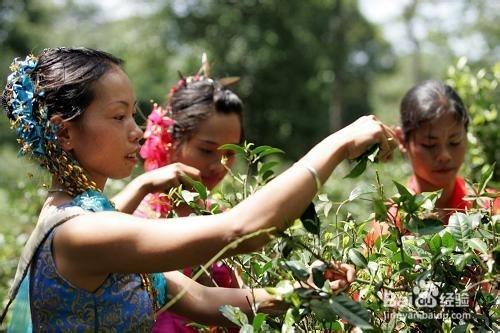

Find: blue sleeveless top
30;230;154;331
22;190;167;332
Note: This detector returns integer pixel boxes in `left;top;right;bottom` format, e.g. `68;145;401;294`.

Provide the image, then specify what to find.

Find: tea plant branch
162;226;276;311
463;275;499;293
355;278;410;292
230;256;267;288
277;232;325;263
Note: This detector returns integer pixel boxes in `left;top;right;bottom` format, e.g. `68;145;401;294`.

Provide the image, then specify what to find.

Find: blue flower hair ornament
5;55;57;160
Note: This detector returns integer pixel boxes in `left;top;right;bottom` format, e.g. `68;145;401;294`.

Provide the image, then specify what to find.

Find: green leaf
311;263;326;288
218;143;246;155
240;324;254;333
455;252;474;271
258;160;279;175
252;313;267;332
252;145;275;155
359;144;380;162
311;295;373;329
468;238;488;254
219;305;248;326
348;248;368;268
262;169;275;181
252;145;284;158
391;251;415;265
428;234;442;254
282;260;310;281
406;217;444;235
182;175;208;200
283;308;297;327
322;201;333;218
300;202;320;235
373;198;387;221
310;299;338;322
318;193;329;202
447;213;473;243
367;146;380;163
344;158;367;179
479;163;495;193
280;239;294;258
392;181;413;201
348;183;376;201
440;231;456;249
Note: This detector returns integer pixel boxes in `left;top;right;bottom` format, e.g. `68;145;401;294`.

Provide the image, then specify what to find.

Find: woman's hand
308;260;356;294
140;162;202;194
337;115;398;162
111;162;202;214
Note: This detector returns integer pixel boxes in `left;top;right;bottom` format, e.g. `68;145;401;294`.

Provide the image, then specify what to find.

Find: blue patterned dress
6;190;167;332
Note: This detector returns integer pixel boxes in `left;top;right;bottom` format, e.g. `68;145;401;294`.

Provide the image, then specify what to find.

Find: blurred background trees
1;0;497;160
0;0;498;313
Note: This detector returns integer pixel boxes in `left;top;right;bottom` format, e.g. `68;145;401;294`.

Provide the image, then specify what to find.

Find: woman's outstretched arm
54;116;395;286
162;271;278;326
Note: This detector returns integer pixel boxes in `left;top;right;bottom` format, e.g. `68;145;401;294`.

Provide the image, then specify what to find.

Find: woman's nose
436;146;452;163
129;122;144;143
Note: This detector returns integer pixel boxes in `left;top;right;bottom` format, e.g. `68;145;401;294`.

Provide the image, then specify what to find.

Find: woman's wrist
132;173;154;197
326;129;351;161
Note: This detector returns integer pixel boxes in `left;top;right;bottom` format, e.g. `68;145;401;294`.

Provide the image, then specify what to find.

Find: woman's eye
199;148;213;155
450;141;462;146
114;115;125;121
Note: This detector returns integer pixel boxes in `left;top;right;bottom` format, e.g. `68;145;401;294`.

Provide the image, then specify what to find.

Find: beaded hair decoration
3;54;98;196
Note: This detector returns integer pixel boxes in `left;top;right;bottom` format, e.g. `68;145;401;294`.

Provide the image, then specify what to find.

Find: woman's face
65;66;143;188
173;112;242;190
404;112;467;191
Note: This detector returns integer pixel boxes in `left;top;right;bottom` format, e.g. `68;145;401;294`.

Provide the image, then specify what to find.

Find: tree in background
161;0;394;158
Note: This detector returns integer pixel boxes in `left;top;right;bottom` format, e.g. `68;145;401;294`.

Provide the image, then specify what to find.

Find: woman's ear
50;115;74;151
394;126;407;153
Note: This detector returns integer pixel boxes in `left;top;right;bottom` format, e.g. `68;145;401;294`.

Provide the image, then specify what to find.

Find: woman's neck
50;177;106;194
411;175;456;208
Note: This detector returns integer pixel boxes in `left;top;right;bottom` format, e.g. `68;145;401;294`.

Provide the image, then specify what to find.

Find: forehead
191;112;242;144
92;66;135;103
415;113;465;138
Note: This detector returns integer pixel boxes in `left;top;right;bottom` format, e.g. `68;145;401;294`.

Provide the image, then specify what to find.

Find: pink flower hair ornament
139;53;240;217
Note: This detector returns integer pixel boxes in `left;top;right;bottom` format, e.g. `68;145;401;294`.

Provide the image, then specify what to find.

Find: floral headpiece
4;55;57;160
4;53;98;196
139;53;227;216
140;53;217;171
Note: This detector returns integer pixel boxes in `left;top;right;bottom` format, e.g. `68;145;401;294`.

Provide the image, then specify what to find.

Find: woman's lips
433;167;455;173
125;152;138;164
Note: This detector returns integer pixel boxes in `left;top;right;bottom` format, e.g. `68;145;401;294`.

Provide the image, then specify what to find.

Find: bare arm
163;271;279;326
54;116;395;285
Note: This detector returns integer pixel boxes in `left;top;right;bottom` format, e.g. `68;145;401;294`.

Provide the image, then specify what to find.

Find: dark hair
33;47;123;121
2;47;124;195
400;80;469;141
168;80;244;145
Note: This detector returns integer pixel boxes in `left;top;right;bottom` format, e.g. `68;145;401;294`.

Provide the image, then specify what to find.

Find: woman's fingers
329;279;347;291
338;263;356;283
378;124;398;162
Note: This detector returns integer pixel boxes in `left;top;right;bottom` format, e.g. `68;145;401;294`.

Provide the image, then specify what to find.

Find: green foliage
446;57;500;184
0;147;47;328
168;142;498;331
165;0;394;159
